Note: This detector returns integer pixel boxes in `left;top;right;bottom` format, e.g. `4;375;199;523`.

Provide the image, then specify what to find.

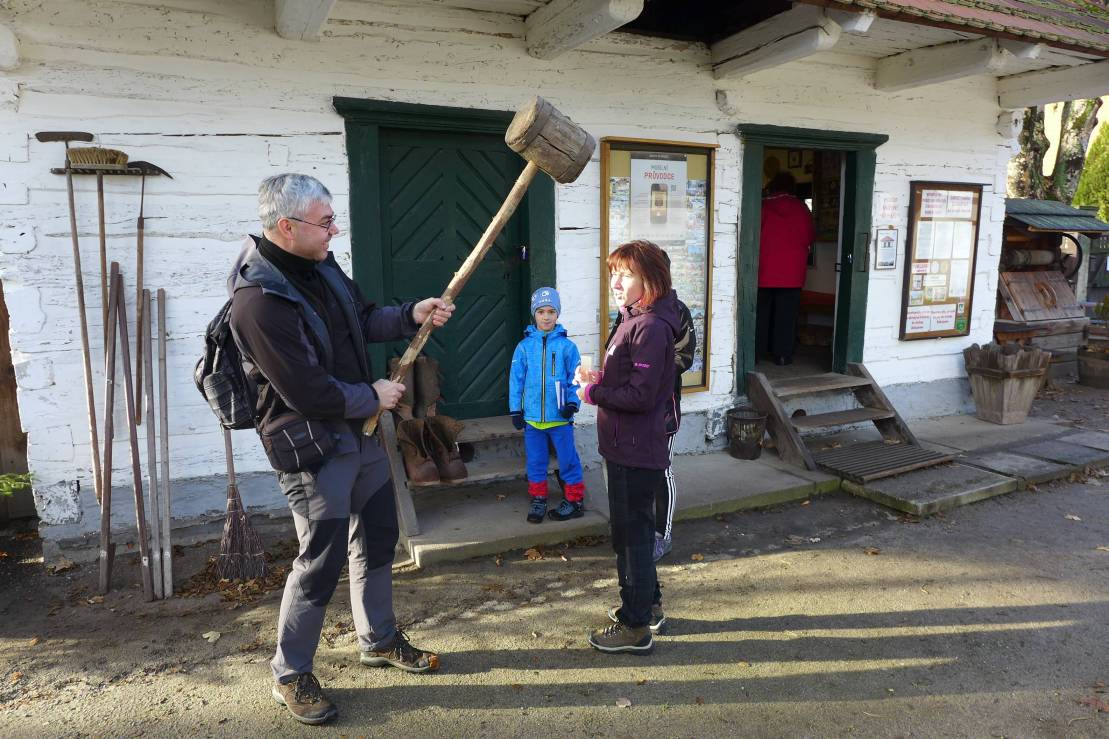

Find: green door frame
333;97;556;376
735;124;888;390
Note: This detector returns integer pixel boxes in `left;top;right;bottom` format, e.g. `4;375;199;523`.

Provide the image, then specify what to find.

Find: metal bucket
726;406;767;460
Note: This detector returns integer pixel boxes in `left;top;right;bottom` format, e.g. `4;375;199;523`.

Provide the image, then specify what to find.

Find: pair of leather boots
390;357;467;486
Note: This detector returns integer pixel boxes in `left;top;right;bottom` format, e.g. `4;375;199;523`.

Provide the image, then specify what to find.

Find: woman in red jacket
757;172;816;365
577;240;680;655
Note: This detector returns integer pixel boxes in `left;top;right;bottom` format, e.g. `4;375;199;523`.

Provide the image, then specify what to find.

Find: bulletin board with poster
600;138;716;392
899;182;983;340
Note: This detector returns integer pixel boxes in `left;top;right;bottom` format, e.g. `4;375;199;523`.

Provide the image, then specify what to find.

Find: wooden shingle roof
803;0;1109;55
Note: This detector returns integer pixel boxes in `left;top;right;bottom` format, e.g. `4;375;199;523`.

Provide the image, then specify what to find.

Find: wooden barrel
505;96;595;184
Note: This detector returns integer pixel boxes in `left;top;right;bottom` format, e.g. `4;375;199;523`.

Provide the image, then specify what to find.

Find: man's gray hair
258;174;332;229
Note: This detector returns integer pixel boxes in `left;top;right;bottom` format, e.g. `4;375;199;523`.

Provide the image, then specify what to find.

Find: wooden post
157;289;172;597
142;290;162;599
115;275;155;602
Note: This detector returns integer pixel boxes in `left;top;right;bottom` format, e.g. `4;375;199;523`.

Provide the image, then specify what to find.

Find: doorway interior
736;124;888;392
754;147;845;380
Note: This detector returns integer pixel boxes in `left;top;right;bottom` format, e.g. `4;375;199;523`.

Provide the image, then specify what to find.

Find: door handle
520;245;528;262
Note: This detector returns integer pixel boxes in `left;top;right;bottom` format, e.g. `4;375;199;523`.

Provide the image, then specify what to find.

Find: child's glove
560;403;578;419
510;411;525;430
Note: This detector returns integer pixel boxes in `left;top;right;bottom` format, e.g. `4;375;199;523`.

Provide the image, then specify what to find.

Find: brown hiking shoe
359;630;440;673
271;672;338;725
588;622;654;654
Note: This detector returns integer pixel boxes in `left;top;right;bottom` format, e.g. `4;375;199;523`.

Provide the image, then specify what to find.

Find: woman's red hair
607;240;671;306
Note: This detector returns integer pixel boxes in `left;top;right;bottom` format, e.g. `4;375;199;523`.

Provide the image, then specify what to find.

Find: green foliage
0;472;31;497
1075;123;1109;222
1095;296;1109;322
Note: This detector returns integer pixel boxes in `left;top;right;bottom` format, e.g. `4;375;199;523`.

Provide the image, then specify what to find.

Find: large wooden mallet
362;96;595;436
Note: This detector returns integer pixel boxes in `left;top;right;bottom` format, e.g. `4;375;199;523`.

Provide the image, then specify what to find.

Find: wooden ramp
747;363;953;481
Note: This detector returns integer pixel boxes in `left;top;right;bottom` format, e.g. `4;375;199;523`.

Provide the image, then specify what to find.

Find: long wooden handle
135;216;145;424
98;264;120;595
64;165;103;506
97;175;107;343
223;427;236;486
362;160;540;436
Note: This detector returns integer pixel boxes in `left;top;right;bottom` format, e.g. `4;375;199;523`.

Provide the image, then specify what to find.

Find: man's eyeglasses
286;216;338;231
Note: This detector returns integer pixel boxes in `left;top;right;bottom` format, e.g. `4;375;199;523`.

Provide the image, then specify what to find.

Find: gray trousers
271;437;400;683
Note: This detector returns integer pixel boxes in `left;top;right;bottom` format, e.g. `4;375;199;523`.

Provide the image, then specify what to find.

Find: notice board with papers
899;182;984;340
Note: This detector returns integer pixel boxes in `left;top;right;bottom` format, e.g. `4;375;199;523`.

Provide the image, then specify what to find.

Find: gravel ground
1;383;1107;738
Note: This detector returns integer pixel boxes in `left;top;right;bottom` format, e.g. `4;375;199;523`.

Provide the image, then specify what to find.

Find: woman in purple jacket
577;240;680;655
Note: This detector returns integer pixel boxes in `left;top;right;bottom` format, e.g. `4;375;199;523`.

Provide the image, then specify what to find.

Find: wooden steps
791;407;894;429
746;363;943;480
772;373;871;399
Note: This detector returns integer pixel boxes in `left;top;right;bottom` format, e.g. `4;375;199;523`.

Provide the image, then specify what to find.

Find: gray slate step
1011;439;1109;468
958;450;1072;486
842;462;1018;515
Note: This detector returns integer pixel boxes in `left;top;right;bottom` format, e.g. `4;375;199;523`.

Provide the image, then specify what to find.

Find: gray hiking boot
588;622;653;654
608;603;667;634
359;630;440;673
271;672;338;725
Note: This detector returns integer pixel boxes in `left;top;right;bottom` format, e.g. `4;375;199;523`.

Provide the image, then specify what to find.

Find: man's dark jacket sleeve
231;289;379;420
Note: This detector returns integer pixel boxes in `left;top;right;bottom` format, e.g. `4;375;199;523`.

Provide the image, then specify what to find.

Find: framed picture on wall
788;149;801;168
600;137;717;392
899;182;984;340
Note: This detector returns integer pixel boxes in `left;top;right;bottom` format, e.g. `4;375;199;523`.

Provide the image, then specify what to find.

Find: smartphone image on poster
650;183;668;224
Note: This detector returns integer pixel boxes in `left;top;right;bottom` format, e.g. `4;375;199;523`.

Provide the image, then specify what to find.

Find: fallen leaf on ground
694;696;705;705
1027;483;1039;492
496;494;507;501
86;595;104;605
616;697;632;708
9;672;22;684
47;558;77;575
800;500;810;506
1078;696;1109;712
29;637;40;647
864;547;882;556
1064;514;1082;521
202;631;221;644
690;553;704;562
494;555;503;567
636;678;648;685
524;547;543;561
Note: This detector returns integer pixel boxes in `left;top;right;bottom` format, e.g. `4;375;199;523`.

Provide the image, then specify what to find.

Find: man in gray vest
229;173;454;725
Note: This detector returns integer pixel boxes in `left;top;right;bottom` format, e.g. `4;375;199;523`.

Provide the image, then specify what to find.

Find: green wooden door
377;129;527;418
337;98;555;420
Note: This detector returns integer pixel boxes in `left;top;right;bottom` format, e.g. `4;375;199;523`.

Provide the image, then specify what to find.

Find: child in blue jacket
509;287;586;524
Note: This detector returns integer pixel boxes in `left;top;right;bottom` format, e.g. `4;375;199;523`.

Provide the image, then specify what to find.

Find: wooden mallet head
504;96;596;184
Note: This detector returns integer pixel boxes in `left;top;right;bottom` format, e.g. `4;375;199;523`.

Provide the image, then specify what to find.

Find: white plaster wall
0;0;1010;530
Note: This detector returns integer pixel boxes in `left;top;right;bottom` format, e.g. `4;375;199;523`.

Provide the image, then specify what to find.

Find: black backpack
194;298;257;430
